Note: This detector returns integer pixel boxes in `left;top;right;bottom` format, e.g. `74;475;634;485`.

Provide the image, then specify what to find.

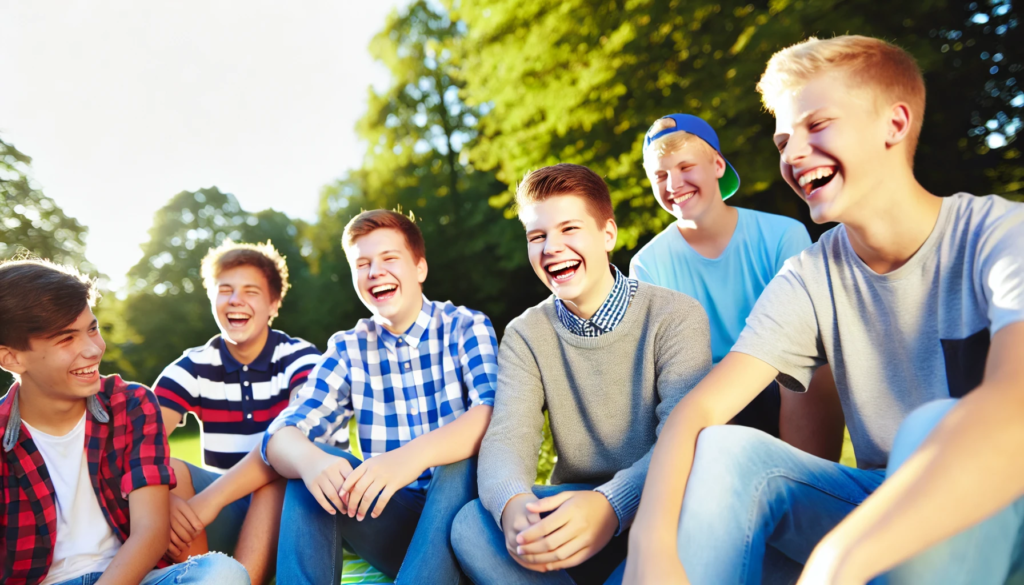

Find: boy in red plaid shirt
0;258;249;585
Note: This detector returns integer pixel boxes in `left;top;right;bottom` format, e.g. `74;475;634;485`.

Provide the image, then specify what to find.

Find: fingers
516;522;583;557
170;515;195;546
310;475;344;515
525;491;574;515
355;478;386;520
544;546;592;571
370;486;396;519
517;507;571;545
340;463;366;494
176;499;204;534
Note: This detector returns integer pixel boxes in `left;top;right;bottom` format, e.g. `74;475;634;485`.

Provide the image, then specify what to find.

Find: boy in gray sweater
451;163;712;584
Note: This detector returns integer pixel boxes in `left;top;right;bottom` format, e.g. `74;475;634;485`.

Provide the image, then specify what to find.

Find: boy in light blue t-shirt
630;114;843;459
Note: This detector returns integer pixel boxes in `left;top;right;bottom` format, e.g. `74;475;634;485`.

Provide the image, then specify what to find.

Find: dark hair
343;209;426;261
201;240;290;303
0;258;97;351
515;163;615;223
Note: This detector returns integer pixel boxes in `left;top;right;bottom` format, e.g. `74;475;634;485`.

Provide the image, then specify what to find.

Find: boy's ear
713;152;727;179
269;298;281;319
885;102;913;147
603;218;618;253
0;346;25;376
416;256;428;284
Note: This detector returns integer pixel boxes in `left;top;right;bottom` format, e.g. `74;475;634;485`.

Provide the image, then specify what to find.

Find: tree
0;137;93;271
455;0;1021;249
1;137;96;390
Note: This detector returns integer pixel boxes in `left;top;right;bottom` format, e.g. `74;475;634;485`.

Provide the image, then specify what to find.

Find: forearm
97;528;167;585
266;426;336;479
400;405;492;468
192;447;281;513
818;385;1024;581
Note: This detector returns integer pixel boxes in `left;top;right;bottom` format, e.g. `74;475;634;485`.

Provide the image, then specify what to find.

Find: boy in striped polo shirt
155;240;320;584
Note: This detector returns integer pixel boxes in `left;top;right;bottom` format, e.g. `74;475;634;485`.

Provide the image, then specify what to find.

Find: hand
340;446;424;521
166;493;203;561
500;493;548;572
187;488;223;529
301;454;355;515
515;490;618;572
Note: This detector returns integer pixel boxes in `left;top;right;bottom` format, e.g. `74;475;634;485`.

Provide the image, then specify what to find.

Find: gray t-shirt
733;193;1024;470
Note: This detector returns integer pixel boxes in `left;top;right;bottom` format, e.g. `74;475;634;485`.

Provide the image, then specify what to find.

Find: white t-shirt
23;414;121;585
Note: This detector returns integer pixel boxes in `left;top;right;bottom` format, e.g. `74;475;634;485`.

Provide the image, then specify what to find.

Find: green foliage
0;136;95;390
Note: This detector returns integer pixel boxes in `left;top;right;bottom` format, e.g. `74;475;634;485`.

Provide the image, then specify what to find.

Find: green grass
167;415;203;465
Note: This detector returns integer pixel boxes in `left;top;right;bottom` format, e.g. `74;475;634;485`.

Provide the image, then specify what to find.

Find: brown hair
201;240;290;303
342;209;426;261
757;35;926;163
515;163;614;223
0;257;98;351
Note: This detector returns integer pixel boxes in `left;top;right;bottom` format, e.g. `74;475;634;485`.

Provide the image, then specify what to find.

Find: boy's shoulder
267;328;320;358
505;295;559;337
169;335;224;367
737;206;807;234
97;374;158;412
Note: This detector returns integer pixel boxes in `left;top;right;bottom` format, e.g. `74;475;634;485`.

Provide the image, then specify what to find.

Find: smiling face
347;228;427;334
521;194;617;316
773;72;894;224
3;307;107;402
647;139;726;223
212;265;279;350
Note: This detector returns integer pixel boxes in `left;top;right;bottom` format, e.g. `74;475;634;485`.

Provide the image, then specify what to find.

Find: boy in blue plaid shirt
263;209;498;584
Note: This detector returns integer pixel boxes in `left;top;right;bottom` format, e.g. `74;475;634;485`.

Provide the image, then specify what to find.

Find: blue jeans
275;443;476;585
674;398;1024;585
451;484;629;585
184;461;251;555
51;552;250;585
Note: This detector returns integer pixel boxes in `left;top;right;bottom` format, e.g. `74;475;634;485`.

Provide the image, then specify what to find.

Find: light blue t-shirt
629;207;811;363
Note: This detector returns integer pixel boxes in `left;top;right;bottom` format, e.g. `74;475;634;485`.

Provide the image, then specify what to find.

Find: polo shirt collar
218;329;277;373
376;296;435;351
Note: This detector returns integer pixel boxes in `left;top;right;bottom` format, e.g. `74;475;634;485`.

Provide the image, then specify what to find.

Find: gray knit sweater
478;283;712;532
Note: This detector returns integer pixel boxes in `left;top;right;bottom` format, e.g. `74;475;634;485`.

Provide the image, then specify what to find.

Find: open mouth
70;365;99;382
370;284;398;301
666;190;696;208
797;166;838;198
546;260;581;283
226;312;252;327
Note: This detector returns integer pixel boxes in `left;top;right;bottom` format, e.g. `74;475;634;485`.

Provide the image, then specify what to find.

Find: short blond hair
757;35;926;163
642;118;717;171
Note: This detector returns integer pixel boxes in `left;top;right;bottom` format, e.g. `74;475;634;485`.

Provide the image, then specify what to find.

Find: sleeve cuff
594;474;642;535
121;464;176;498
481;478;532;527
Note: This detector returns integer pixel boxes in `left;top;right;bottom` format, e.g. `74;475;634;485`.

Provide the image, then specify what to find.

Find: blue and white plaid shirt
263;298;498;491
555;264;639;337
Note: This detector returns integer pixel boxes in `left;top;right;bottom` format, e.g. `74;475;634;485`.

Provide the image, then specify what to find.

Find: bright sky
0;1;403;288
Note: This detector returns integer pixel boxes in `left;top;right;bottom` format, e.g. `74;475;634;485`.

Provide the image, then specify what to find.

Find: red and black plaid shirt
1;375;177;585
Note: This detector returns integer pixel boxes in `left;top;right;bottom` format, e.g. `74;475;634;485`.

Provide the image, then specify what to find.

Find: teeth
371;284;397;294
797;167;834;187
669;191;696;204
71;367;96;376
547;260;580;273
226;313;250;319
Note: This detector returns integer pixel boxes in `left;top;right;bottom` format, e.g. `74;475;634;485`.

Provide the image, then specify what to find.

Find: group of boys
1;34;1022;585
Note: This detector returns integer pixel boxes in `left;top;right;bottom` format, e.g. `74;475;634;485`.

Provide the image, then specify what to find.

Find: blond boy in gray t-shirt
622;36;1024;585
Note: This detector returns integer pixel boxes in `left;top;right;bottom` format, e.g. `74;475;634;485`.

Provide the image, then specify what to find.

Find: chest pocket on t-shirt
941;327;990;398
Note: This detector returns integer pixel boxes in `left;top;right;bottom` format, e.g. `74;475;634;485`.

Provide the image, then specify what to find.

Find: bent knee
185;552;250;584
451;500;489;559
889;399;960;474
169;458;195;497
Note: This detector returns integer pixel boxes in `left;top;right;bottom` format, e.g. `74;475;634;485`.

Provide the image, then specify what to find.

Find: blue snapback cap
643;113;741;200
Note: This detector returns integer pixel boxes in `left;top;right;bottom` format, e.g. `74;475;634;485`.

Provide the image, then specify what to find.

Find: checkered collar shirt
263;297;498;491
0;376;176;585
555;264;639;337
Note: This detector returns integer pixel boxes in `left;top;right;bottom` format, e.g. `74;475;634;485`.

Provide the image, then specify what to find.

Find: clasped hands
501;490;619;573
301;446;423;521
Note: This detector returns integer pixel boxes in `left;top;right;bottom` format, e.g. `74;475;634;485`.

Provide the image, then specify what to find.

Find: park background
2;0;1022;474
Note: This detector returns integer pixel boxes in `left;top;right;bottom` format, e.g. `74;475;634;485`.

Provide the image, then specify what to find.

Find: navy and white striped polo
155;329;321;472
